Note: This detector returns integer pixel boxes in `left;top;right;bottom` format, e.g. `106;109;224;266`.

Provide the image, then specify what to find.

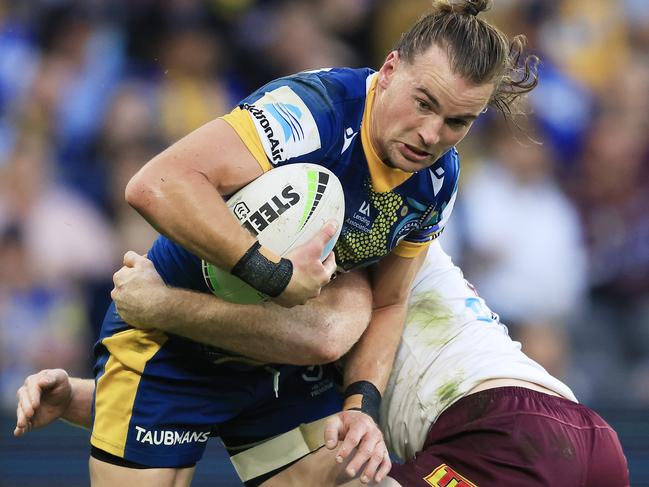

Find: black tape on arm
344;380;382;424
230;241;293;297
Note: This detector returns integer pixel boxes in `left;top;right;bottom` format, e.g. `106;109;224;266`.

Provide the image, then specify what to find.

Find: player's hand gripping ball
202;163;345;303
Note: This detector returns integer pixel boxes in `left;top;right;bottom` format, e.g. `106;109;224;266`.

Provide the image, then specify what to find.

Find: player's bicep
133;118;264;197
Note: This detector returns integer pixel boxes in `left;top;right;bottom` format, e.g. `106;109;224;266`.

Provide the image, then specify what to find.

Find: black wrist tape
231;241;293;297
344;380;382;424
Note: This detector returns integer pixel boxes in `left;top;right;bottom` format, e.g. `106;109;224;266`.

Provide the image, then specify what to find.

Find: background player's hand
323;410;391;484
14;369;72;437
274;221;338;307
112;251;167;328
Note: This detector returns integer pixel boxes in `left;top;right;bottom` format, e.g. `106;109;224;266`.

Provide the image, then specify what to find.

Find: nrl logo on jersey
244;86;321;164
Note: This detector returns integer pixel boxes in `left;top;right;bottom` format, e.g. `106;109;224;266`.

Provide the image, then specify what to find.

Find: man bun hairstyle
462;0;483;16
395;0;539;119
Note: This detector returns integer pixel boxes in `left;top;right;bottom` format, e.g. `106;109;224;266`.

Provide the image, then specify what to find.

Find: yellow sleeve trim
392;239;432;258
221;108;273;173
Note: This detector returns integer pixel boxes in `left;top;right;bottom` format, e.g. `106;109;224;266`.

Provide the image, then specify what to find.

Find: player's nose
419;115;442;147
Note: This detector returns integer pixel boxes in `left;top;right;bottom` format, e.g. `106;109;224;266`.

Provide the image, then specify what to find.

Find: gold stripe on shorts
91;328;168;457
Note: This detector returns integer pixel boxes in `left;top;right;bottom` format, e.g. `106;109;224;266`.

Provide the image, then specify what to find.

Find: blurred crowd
0;0;648;412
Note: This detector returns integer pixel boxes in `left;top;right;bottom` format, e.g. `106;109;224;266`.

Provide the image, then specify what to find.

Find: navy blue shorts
389;387;629;487
91;302;342;468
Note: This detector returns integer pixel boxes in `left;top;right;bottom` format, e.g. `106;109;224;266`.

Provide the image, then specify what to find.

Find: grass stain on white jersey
405;291;455;348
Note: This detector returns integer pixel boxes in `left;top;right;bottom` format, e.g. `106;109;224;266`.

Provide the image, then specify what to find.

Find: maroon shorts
389;387;629;487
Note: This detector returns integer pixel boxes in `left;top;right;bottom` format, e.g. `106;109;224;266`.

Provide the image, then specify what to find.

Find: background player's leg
89;457;195;487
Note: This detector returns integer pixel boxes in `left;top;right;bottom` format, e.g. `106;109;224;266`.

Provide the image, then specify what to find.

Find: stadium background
0;0;647;485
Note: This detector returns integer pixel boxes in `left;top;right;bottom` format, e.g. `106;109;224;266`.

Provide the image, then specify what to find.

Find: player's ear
377;51;400;88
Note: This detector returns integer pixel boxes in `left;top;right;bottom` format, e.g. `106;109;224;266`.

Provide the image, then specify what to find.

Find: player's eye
416;98;430;111
447;118;468;129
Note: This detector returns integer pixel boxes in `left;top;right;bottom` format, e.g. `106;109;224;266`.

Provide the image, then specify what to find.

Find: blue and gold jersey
222;67;459;271
91;68;461;466
146;68;459;296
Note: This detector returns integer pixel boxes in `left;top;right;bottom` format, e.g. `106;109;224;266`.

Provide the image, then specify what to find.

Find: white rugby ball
202;163;345;303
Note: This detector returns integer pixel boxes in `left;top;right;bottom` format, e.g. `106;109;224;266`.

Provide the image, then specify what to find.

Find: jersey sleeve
393;150;460;258
220;74;341;173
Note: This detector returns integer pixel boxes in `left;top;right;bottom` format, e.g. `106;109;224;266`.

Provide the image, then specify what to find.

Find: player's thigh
89;456;195;487
259;446;402;487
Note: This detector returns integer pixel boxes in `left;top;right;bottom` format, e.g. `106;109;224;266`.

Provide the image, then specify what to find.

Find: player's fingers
336;424;364;464
122;250;146;267
17;386;34;422
322;250;337;277
25;376;45;412
312;220;339;251
374;451;392;483
324;415;344;449
123;250;136;266
14;406;27;437
112;266;128;287
37;370;58;390
345;441;377;479
15;396;28;429
15;399;33;436
360;445;389;484
345;430;382;478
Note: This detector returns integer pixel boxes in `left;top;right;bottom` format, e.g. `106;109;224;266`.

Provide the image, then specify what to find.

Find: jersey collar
361;73;413;193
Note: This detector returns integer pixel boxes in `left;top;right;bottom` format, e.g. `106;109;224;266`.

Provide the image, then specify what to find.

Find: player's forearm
342;303;408;395
148;272;372;365
341;251;426;412
62;378;94;429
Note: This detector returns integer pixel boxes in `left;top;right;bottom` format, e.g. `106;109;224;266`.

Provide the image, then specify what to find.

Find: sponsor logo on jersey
134;426;210;446
346;200;374;233
241;185;301;236
424;464;477;487
244;86;321;164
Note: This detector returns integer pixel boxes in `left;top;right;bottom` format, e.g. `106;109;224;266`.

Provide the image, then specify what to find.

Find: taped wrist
343;380;381;424
231;241;293;297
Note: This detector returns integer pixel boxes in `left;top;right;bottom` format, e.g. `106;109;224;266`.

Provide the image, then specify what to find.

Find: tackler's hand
324;410;391;484
14;369;72;437
111;251;167;328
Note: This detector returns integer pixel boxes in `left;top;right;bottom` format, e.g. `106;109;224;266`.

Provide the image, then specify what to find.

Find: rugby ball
202;163;345;303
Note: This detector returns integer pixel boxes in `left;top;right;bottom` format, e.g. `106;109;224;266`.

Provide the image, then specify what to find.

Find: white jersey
380;240;577;461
